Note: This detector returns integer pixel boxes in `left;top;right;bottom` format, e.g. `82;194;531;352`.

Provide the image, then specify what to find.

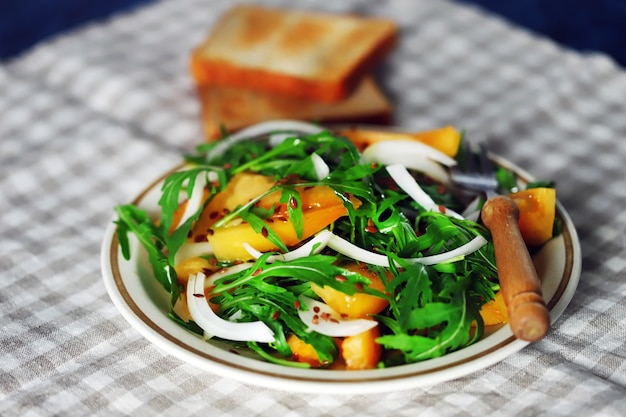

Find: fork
452;142;550;342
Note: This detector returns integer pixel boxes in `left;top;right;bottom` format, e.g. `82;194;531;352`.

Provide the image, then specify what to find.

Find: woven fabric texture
2;0;626;416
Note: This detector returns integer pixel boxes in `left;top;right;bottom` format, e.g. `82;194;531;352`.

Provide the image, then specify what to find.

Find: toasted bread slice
198;76;392;140
190;5;398;103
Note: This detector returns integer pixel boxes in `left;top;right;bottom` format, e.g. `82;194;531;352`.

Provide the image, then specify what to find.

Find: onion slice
187;272;274;343
206;120;324;160
461;196;483;222
311;153;330;180
174;242;213;265
204;263;255;286
327;233;390;267
362;140;457;167
378;154;452;185
268;132;295;147
243;229;332;263
386;164;436;210
327;233;487;267
386;164;463;219
177;172;208;228
406;236;488;266
297;296;378;337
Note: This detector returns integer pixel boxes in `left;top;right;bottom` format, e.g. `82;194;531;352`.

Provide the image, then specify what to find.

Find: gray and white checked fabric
2;0;626;415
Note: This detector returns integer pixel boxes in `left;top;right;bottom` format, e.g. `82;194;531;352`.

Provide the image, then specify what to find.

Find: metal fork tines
451;142;499;198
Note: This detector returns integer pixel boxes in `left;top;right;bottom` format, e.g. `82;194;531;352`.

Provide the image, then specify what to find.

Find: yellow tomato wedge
337;125;461;157
191;172;276;240
257;182;349;211
174;256;215;285
340;325;382;370
286;334;326;368
207;204;350;260
191;172;360;261
311;262;389;319
287;326;382;370
479;291;508;326
509;187;556;247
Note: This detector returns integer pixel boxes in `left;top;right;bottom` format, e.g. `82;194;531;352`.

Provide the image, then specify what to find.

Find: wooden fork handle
481;195;550;342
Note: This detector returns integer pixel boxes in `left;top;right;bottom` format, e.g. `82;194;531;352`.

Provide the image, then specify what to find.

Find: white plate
101;121;581;394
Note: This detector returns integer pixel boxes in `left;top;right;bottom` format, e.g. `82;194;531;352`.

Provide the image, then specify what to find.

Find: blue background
458;0;626;67
1;0;625;68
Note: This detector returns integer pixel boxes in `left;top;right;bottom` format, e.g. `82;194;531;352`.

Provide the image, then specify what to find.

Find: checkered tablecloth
2;0;626;415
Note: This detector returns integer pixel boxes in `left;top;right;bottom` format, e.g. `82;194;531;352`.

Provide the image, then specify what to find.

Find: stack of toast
189;5;398;140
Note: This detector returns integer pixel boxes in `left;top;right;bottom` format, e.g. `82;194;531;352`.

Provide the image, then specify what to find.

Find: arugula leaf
158;168;214;263
115;205;172;289
238;210;289;253
495;167;519;193
377;289;479;363
233;136;309;175
280;187;304;239
114;204;179;310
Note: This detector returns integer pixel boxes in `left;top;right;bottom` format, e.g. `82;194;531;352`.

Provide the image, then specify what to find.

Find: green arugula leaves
115;129;501;368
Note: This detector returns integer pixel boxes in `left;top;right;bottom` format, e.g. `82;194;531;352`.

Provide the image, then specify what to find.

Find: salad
115;122;556;370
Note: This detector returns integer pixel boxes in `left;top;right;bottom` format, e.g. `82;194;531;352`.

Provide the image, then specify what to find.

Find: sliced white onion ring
327;233;487;267
386;164;436;210
311;153;330;180
204;263;255;286
386;164;463;219
228;310;243;322
177;172;208;228
362;140;457;167
327;233;390;267
297;296;378;337
243;229;332;263
187;272;274;343
406;236;488;266
268;132;295;147
174;242;214;265
378;153;452;185
461;196;483;222
206;120;324;160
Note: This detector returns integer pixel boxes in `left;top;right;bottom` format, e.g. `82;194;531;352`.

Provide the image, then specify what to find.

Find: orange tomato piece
479;291;508;326
191;172;276;240
509;188;556;247
169;200;188;235
257;183;352;212
337;125;461;157
195;172;360;261
174;256;216;285
207;204;350;261
340;325;382;370
286;334;324;367
311;263;389;319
